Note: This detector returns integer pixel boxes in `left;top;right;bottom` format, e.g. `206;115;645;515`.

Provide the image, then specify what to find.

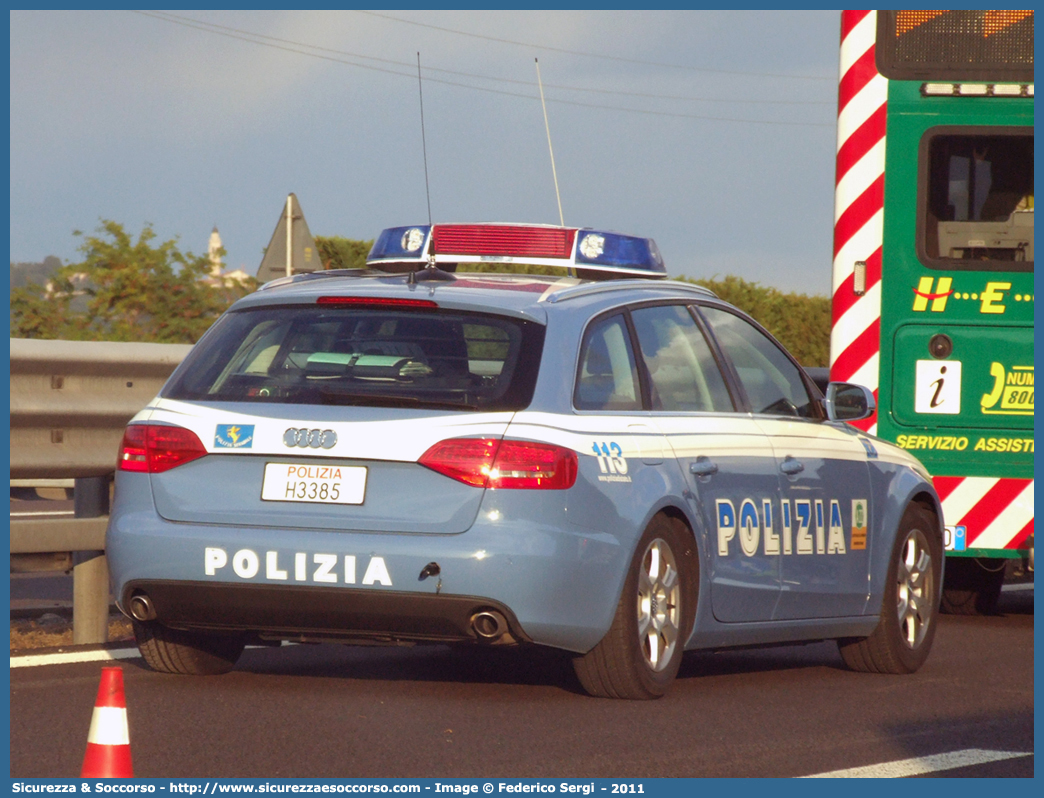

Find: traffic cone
81;666;134;778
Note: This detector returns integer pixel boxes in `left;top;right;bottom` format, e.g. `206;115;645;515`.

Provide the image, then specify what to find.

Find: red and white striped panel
830;10;887;434
934;476;1035;551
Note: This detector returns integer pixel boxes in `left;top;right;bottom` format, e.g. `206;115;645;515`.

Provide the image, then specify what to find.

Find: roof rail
543;279;716;304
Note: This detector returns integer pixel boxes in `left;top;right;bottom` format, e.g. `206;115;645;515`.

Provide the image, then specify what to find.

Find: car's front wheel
132;619;245;675
838;503;941;674
573;514;697;699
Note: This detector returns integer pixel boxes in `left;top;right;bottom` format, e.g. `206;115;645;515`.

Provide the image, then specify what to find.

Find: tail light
119;424;208;473
419;438;578;490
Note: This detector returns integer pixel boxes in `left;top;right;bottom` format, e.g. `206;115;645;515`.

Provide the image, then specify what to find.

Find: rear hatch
140;300;545;534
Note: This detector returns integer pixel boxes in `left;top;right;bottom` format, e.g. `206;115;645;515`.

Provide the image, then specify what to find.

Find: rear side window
574;314;641;411
163;306;544;411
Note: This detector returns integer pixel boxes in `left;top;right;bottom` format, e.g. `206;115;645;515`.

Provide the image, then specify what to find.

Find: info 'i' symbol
930;366;947;408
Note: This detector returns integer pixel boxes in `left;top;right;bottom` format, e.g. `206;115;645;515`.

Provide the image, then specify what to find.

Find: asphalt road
10;589;1032;779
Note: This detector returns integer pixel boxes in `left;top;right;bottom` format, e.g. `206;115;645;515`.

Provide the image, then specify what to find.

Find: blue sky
10;10;842;295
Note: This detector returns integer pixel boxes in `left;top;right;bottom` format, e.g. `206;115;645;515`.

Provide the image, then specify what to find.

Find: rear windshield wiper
318;388;478;411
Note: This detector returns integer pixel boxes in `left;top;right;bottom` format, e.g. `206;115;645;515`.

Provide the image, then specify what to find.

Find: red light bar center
431;225;576;259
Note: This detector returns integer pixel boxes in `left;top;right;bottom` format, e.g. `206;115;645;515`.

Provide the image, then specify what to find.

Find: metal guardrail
10;517;108;554
10;337;192;479
9;338;191;644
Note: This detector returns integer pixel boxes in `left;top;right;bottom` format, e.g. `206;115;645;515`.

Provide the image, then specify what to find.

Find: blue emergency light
368;225;432;265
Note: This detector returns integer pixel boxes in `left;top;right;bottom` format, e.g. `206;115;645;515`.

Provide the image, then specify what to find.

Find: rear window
163;306;544;411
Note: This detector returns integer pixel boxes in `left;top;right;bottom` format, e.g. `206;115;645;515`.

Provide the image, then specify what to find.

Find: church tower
208;225;223;277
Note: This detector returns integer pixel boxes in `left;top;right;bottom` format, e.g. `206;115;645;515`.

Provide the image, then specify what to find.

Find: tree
10;220;256;343
314;236;374;271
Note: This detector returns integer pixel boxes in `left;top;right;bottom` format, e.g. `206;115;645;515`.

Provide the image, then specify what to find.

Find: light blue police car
107;223;943;699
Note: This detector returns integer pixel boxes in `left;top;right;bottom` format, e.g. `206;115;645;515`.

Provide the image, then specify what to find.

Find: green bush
677;275;831;367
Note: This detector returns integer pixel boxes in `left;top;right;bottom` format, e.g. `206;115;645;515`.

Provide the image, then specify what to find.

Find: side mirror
825;382;876;422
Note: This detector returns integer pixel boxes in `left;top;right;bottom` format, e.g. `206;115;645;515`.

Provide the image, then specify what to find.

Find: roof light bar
366;223;667;279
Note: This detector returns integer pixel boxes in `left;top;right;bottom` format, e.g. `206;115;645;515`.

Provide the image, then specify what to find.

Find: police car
107;223;944;699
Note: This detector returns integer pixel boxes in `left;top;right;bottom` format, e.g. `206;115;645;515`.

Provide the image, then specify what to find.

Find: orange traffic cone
80;666;134;777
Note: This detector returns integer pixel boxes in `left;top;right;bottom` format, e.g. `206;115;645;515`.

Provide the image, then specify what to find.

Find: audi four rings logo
283;428;337;449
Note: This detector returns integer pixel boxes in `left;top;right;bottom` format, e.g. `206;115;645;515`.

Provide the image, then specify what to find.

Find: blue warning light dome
367;225;432;266
574;230;666;276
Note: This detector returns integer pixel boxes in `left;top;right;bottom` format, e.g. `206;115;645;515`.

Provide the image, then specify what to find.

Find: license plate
261;463;367;505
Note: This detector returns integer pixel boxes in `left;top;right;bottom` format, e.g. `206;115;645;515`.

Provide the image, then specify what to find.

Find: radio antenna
417;52;433;226
535;58;564;227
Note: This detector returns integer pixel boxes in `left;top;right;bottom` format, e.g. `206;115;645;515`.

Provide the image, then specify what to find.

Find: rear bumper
107;474;636;653
121;579;530;645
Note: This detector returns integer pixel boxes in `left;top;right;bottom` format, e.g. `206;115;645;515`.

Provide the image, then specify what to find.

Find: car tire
940;557;1005;615
573;514;697;699
838;503;941;674
132;619;245;675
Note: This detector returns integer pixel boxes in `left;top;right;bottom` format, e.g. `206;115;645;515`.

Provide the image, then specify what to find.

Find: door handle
780;457;804;476
690;457;718;477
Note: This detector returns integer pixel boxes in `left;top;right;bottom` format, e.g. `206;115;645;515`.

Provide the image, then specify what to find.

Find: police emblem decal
851;499;868;550
215;424;255;449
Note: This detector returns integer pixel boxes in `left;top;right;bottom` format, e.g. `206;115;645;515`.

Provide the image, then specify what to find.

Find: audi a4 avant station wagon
107;223;944;699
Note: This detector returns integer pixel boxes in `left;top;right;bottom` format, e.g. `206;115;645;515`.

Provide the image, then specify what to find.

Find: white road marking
10;510;76;517
11;642;291;669
802;748;1032;777
11;647;142;669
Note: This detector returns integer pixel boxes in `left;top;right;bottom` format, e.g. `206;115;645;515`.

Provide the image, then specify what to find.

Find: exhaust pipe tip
470;610;508;641
128;593;157;622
